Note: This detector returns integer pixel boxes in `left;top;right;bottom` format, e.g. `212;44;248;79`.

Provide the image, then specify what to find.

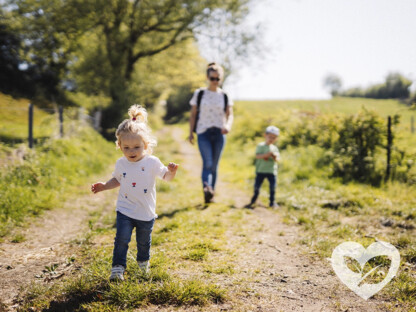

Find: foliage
329;110;387;185
340;72;413;99
229;100;416;185
323;73;342;97
0;123;118;237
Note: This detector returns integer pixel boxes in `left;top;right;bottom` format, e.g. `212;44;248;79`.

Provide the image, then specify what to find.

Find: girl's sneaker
109;265;125;281
138;260;149;273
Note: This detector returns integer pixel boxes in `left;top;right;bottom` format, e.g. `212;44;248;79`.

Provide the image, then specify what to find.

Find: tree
323;73;342;97
8;0;255;133
339;72;412;100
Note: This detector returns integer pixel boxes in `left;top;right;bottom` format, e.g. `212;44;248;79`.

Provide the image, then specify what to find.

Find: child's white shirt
112;155;168;221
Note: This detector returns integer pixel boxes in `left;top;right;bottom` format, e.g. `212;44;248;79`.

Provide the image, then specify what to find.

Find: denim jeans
112;211;155;268
250;173;276;206
197;127;226;190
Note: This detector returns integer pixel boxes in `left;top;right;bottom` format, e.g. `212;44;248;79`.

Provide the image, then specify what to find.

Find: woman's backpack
193;90;228;133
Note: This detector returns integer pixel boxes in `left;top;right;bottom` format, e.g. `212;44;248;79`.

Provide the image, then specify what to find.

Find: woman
188;63;234;204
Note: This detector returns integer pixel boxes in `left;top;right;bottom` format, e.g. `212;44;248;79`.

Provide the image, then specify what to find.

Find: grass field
0;93;119;240
0;93;59;144
220;98;416;307
2;96;416;310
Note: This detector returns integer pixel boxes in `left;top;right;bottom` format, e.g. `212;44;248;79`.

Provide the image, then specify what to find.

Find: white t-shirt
112;155;168;221
190;87;234;134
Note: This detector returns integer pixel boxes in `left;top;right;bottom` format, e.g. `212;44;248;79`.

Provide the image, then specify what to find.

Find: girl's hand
167;162;179;172
188;133;194;145
221;127;229;134
91;182;105;194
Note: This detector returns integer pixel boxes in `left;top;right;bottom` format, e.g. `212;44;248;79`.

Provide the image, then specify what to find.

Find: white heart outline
331;241;400;300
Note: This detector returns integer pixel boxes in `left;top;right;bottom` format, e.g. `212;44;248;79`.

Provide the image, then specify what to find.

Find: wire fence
0;103;101;148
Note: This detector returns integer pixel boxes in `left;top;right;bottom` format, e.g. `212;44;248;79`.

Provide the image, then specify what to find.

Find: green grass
0;93;59;143
0;92;119;238
16;128;247;311
10;97;416;310
218;97;416;309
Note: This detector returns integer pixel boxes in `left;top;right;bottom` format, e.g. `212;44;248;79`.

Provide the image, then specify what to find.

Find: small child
91;104;178;281
245;126;280;209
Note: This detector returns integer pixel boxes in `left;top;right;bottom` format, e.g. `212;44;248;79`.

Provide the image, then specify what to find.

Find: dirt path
0;170;117;310
171;126;388;312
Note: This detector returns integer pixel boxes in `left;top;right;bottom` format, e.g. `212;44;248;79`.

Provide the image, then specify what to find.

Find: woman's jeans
250;173;276;206
197;127;226;190
112;211;155;268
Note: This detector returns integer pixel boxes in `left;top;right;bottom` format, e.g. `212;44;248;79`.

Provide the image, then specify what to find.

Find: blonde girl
91;104;178;281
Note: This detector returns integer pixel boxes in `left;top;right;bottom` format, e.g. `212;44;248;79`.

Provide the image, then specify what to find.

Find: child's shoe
270;203;280;209
138;260;149;273
109;265;125;281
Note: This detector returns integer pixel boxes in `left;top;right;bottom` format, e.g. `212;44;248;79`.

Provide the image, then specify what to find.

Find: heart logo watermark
331;241;400;300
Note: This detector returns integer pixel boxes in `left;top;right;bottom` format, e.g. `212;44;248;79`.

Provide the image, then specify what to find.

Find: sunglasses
209;77;220;82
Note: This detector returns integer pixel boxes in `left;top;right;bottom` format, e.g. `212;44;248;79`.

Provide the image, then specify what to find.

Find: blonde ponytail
115;104;157;154
128;104;148;123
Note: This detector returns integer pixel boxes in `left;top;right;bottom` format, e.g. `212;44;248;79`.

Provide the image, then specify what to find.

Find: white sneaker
109;265;125;281
138;260;149;273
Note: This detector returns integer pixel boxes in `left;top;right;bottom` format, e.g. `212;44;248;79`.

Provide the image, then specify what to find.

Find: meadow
0;93;119;240
1;96;415;311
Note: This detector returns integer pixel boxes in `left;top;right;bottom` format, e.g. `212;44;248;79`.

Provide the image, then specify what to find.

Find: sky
223;0;416;100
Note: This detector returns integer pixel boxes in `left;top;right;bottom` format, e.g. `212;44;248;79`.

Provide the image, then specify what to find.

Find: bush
0;125;117;236
330;109;386;185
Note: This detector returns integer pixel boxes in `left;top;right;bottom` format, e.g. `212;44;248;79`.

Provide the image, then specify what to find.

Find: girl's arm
163;162;179;182
91;177;120;194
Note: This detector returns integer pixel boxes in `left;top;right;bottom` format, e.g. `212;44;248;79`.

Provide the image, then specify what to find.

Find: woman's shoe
203;184;214;203
244;203;255;209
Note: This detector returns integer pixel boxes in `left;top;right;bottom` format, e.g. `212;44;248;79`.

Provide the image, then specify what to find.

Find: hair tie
132;117;136;121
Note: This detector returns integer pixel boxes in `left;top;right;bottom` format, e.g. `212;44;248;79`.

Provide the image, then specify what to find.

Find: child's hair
115;104;157;154
207;62;224;82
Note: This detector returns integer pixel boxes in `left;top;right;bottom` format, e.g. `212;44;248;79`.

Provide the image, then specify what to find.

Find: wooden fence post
28;103;33;148
385;116;392;181
411;116;415;134
59;106;64;137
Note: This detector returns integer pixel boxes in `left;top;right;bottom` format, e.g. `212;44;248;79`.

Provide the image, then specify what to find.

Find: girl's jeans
197;127;226;190
112;211;155;268
250;173;276;206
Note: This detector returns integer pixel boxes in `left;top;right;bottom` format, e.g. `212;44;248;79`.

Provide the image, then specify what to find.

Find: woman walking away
188;62;234;204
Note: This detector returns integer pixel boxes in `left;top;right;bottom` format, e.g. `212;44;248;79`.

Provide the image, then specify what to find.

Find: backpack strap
193;90;204;133
223;93;228;112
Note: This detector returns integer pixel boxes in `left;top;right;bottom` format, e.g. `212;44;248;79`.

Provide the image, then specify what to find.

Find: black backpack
193;90;228;133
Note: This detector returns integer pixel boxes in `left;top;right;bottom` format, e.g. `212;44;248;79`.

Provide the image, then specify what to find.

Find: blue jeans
112;211;155;268
197;127;226;190
250;173;276;206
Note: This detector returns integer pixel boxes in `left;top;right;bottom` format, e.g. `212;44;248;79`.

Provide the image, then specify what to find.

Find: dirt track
0;126;391;311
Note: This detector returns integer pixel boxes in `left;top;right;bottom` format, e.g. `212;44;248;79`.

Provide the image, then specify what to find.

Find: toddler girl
91;104;178;281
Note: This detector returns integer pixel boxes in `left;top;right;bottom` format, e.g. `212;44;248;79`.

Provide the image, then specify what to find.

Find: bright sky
224;0;416;100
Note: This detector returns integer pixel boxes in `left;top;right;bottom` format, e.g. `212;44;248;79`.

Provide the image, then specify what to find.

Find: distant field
236;97;416;152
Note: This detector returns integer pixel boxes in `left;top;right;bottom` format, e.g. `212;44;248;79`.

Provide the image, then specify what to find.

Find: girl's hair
206;62;224;82
115;104;157;154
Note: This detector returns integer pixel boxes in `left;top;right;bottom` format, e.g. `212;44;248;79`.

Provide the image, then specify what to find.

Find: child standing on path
91;105;178;281
245;126;280;209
